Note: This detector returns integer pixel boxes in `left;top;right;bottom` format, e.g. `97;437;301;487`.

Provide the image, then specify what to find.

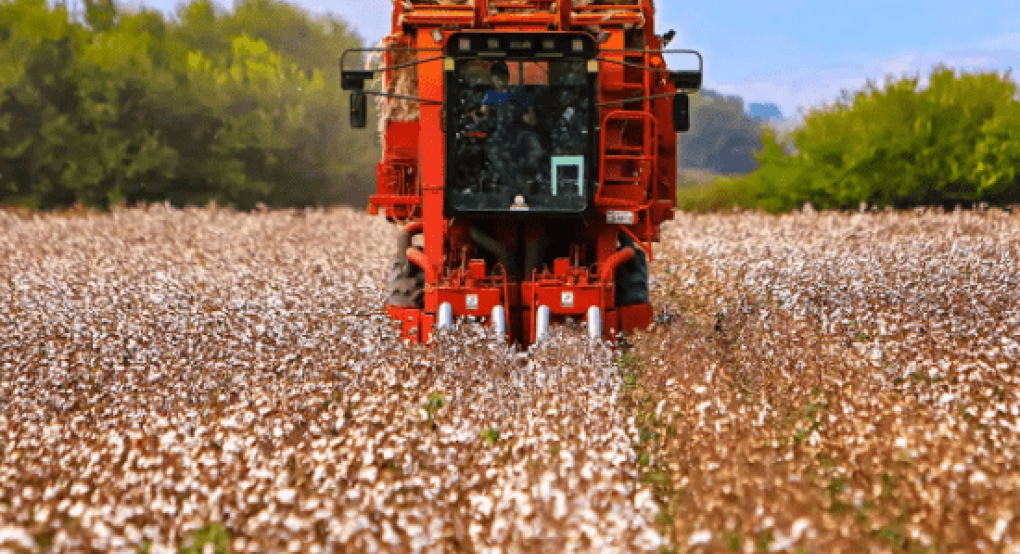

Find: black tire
615;233;649;307
387;233;425;308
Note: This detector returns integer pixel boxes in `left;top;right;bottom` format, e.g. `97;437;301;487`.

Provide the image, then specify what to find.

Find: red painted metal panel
417;28;446;317
435;287;503;319
617;303;654;334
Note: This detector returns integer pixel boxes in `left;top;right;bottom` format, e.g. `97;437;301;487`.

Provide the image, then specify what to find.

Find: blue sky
139;0;1019;121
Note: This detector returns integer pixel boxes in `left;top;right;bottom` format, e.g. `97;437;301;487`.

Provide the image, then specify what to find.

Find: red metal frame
369;0;679;345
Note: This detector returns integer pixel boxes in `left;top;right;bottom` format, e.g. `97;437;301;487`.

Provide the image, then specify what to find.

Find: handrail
595;109;658;261
487;0;557;9
573;1;645;9
595;110;658;208
405;1;474;9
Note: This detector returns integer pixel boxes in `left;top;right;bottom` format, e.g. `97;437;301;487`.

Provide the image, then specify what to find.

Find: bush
682;65;1020;212
675;175;761;213
0;0;377;210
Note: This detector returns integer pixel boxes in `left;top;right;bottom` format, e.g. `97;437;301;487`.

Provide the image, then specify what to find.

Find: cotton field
632;207;1020;552
0;206;658;553
1;205;1018;553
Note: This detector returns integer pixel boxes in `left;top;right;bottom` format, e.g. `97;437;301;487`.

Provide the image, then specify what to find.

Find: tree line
6;0;1012;213
0;0;378;210
681;66;1020;212
0;0;762;212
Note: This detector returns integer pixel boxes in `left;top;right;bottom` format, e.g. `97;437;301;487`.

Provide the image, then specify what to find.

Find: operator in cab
472;61;545;195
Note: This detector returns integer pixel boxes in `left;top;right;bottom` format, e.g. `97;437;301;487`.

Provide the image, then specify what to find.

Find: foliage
180;522;231;554
676;174;761;213
424;391;445;423
0;0;377;210
685;66;1020;212
479;428;499;445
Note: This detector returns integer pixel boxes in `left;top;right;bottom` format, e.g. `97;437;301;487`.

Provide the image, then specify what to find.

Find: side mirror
673;93;690;133
350;91;367;129
341;69;373;91
670;70;702;90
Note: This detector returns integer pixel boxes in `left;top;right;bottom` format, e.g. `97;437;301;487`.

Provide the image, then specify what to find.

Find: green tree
168;0;377;208
83;0;117;32
0;0;378;210
710;65;1020;212
216;0;375;207
0;0;83;207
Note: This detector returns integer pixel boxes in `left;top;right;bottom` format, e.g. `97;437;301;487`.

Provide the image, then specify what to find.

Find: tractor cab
444;32;597;216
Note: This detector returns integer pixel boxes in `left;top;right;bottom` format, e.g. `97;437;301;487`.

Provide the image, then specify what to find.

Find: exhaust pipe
535;305;550;342
586;306;602;341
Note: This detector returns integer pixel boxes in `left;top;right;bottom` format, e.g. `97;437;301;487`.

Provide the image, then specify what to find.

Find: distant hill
677;91;794;177
747;102;784;121
679;89;764;175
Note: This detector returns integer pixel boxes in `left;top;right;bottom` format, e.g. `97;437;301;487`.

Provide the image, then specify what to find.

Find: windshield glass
447;58;592;213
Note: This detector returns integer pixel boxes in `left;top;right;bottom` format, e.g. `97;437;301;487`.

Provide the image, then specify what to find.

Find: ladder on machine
595;43;660;258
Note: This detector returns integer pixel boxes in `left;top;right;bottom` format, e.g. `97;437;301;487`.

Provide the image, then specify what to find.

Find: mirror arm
595;48;703;91
595;57;673;75
340;49;444;91
361;90;444;106
597;92;686;108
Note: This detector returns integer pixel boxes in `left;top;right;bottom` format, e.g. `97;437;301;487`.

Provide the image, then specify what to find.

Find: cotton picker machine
340;0;701;345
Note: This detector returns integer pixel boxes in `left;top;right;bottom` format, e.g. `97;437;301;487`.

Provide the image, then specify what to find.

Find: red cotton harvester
340;0;702;345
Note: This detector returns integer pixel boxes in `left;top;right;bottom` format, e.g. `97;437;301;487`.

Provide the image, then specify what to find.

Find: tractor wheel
387;234;425;308
615;233;649;307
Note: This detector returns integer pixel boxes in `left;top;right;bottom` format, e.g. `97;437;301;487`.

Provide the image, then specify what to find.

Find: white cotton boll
470;494;494;518
490;516;510;543
688;530;711;545
992;518;1008;543
551;490;568;520
538;472;556;502
68;502;85;518
381;521;400;545
276;489;296;504
634;488;656;516
283;514;307;533
790;517;811;540
633;528;664;551
0;526;35;550
223;436;242;454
